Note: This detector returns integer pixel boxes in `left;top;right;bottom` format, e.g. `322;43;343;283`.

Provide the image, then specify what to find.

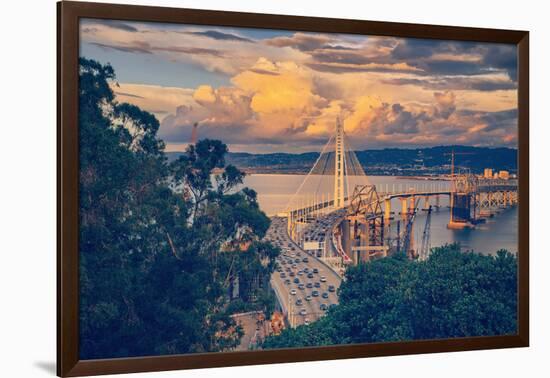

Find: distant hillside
166;145;517;176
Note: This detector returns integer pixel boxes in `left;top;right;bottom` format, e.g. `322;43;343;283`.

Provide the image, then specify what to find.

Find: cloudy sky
80;19;518;153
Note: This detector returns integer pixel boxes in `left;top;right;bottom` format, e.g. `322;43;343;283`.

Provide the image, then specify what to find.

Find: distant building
498;170;510;180
483;168;493;179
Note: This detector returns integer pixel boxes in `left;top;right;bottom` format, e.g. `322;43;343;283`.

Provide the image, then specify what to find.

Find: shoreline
240;171;452;181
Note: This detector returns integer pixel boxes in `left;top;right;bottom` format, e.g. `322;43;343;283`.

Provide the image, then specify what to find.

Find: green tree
263;245;517;349
78;58;278;359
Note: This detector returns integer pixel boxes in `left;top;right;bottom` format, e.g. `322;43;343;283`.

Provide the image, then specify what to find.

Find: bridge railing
477;178;518;192
287;182;452;215
287;178;517;216
375;181;451;196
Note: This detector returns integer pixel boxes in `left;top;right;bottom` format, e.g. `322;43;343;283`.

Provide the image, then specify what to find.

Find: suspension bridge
265;117;517;328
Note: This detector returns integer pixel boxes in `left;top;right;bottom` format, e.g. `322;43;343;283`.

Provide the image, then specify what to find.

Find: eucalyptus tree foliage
78;58;278;359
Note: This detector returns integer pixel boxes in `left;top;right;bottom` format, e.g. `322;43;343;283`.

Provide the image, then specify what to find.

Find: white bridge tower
333;117;345;209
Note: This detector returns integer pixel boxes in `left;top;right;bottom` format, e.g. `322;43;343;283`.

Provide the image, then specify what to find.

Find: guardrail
269;278;288;316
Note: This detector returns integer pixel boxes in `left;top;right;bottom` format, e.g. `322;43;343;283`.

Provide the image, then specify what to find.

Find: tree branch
165;231;181;260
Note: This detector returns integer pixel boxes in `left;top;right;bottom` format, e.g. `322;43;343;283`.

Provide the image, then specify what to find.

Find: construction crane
419;205;432;261
401;198;418;259
444;149;475;178
396;220;401;252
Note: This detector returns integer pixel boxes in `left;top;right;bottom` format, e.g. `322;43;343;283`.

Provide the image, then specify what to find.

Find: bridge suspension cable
284;134;334;214
284;118;370;215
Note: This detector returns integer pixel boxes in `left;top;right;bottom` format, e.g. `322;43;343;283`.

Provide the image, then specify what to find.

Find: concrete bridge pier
448;192;474;229
384;198;391;222
505;191;514;207
510;191;518;205
409;196;416;214
400;198;408;218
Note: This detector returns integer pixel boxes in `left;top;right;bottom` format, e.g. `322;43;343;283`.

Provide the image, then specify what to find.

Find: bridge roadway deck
265;217;342;327
287;191;452;217
380;190;450;200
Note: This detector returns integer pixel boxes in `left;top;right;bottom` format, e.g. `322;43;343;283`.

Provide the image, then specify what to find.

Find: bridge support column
384;198;391;222
498;191;505;208
409;196;416;214
400;198;408;218
423;196;430;211
435;195;440;210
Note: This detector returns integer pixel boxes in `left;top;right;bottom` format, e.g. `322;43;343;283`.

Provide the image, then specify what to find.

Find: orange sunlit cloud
80;19;518;153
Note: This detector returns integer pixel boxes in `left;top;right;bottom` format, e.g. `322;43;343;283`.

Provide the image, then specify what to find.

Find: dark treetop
263;245;517;349
78;58;279;359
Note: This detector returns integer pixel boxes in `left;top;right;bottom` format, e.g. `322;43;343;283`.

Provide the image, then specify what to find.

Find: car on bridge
299;309;307;316
290;289;297;295
306;282;313;288
296;299;303;306
322;292;329;299
293;278;300;284
320;276;327;282
307;273;314;278
320;304;328;311
312;290;319;297
279;272;286;278
328;285;335;292
305;295;312;301
314;282;321;288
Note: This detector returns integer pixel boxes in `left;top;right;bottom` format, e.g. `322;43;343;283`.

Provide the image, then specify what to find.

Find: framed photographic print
57;1;529;376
